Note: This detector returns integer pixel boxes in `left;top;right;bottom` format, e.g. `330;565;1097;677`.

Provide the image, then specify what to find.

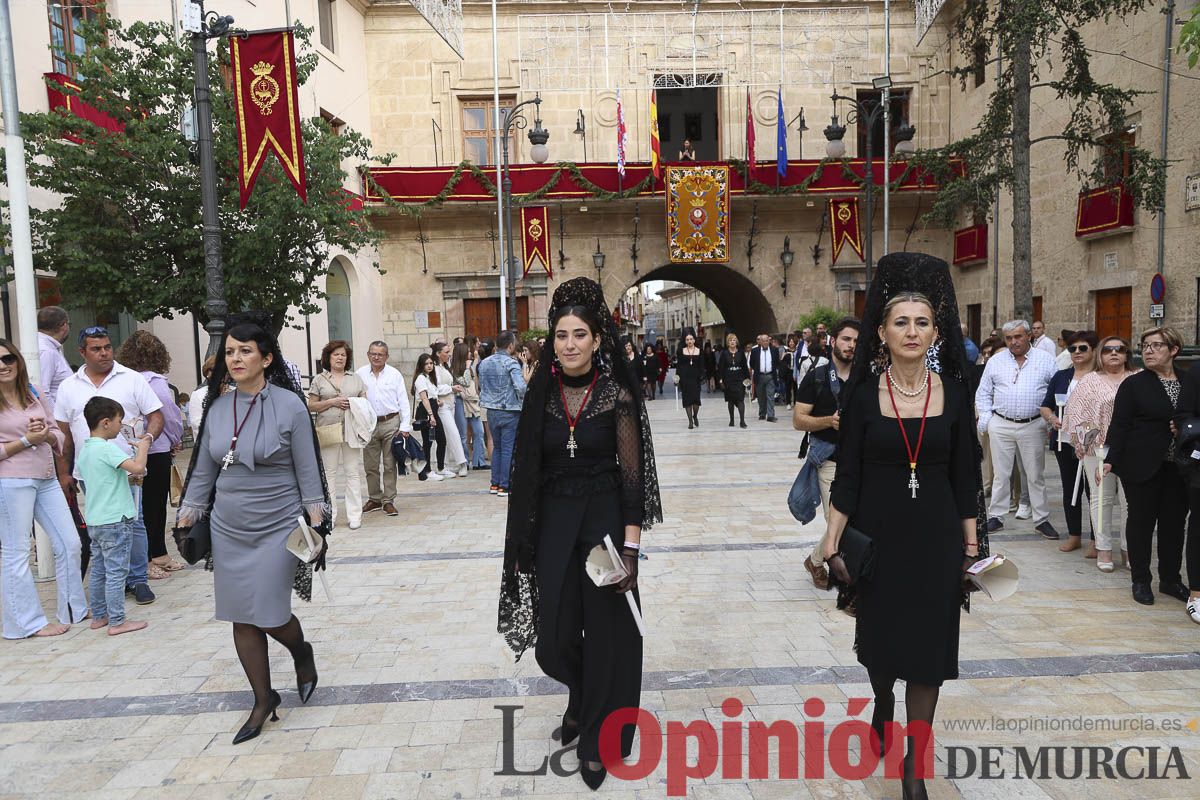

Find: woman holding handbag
307;341;368;530
716;333;749;428
823;254;986;800
412;354;446;482
177;314;330;745
498;277;662;790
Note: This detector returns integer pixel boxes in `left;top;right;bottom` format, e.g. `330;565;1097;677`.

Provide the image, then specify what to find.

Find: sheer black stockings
868;670;939;800
232;616;310;726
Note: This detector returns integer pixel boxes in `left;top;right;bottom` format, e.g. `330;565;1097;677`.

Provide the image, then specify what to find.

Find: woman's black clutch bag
173;517;211;565
837;525;877;585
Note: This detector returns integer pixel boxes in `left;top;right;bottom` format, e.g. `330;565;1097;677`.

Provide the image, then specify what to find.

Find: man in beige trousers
356;341;411;517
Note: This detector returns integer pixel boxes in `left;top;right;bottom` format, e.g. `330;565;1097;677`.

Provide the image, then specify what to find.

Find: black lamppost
189;0;236;359
825;87;892;287
779;236;794;296
500;95;549;331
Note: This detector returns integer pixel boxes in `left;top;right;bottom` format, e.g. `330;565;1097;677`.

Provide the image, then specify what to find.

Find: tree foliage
915;0;1168;225
6;19;385;331
795;305;843;334
1180;3;1200;68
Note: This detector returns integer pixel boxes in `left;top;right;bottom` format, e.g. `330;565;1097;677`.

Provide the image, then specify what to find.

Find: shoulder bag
173;507;212;565
311;374;344;447
834;525;876;587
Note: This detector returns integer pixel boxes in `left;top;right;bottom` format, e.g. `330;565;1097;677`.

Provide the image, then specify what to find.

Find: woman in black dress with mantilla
676;330;703;428
498;278;662;791
823;254;988;800
717;333;749;427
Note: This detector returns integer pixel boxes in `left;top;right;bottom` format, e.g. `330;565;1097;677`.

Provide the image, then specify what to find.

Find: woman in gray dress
178;317;331;745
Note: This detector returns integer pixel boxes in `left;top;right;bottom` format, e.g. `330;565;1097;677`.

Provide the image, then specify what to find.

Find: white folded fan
286;516;333;602
585;535;646;636
966;554;1019;602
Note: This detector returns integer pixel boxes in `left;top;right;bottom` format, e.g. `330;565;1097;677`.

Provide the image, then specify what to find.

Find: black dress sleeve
947;380;981;519
1104;376;1135;472
830;380;871;517
614;385;644;527
1176;362;1200;426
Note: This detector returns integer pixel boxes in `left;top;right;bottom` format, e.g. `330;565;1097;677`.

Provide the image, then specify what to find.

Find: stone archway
634;263;779;341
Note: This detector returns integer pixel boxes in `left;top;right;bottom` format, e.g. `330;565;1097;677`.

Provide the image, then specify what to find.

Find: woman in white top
188;356;217;439
432;343;467;478
412;354;446;482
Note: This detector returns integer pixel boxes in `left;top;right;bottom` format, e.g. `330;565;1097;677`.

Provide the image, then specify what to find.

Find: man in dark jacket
749;334;780;422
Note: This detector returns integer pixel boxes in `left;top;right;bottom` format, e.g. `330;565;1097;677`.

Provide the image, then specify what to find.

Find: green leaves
1179;4;1200;69
12;17;384;329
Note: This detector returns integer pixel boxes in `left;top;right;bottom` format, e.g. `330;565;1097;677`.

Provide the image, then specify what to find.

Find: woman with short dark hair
1103;326;1190;607
307;340;368;530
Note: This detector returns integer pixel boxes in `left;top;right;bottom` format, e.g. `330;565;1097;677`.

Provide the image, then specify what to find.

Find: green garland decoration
364;157;929;216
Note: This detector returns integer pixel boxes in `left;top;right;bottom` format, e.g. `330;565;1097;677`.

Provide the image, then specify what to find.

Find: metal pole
1;0;54;579
491;0;508;330
864;107;874;287
192;3;228;358
502;132;518;331
1155;0;1175;327
882;0;891;255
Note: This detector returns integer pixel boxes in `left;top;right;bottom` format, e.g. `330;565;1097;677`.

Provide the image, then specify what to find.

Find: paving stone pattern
1;389;1198;798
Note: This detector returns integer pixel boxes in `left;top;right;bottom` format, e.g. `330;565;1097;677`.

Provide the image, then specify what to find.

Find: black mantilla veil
177;311;332;601
498;277;663;660
842;252;988;610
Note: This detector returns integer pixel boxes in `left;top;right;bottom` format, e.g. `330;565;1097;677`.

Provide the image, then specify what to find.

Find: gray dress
182;384;325;627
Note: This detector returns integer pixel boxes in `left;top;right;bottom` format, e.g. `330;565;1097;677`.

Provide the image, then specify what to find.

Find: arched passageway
634;263;779;342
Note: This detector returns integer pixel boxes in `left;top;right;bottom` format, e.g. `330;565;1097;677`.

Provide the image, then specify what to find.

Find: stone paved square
1;397;1197;798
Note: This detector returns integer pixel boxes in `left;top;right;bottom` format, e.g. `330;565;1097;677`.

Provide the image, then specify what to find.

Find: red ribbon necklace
557;370;599;458
885;370;931;498
221;392;259;471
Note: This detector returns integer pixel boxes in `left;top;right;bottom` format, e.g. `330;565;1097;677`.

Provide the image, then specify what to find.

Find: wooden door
854;291;866;320
967;304;982;344
464;299;500;341
1032;296;1044;326
1094;287;1132;340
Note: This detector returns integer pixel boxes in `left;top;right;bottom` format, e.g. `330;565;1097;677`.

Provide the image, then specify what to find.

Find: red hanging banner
521;206;552;277
829;197;864;264
230;31;307;209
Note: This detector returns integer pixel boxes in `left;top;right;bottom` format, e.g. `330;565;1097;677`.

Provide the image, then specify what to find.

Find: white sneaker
1188;598;1200;624
1015;504;1032;520
455;464;469;478
439;468;458;479
425;471;444;481
348;521;361;530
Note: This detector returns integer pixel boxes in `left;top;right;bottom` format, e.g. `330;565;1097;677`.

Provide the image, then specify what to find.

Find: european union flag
776;89;788;177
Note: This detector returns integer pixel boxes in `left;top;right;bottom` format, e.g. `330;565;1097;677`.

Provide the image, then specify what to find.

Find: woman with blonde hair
716;332;749;427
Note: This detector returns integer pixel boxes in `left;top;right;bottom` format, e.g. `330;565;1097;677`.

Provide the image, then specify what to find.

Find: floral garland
364;157;925;217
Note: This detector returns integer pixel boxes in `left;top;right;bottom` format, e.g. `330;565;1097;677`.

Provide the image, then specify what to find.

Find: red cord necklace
885;370;932;499
221;391;259;471
557;369;599;458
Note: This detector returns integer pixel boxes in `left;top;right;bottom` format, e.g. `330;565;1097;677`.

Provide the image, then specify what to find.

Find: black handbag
173;516;211;565
835;525;877;586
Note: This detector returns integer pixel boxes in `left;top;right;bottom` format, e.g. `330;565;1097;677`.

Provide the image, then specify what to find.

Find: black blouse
541;369;644;526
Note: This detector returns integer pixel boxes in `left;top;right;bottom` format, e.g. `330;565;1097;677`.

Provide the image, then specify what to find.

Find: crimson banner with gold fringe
231;31;306;209
829;197;864;264
666;165;730;263
521;206;552;277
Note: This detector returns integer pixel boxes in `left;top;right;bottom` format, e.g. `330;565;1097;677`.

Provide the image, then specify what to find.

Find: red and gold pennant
521;206;552;277
829;197;864;264
231;31;306;209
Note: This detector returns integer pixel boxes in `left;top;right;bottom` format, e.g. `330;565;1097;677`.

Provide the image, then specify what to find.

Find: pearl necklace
887;364;930;398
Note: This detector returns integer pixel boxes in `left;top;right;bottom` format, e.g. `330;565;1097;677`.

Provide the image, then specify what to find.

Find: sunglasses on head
78;326;109;344
1067;344;1090;353
1101;345;1127;354
0;354;18;366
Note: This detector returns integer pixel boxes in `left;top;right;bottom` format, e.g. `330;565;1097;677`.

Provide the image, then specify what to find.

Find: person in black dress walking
498;278;662;791
622;339;644;390
823;254;987;800
640;344;658;401
676;332;703;428
703;340;717;393
717;333;749;427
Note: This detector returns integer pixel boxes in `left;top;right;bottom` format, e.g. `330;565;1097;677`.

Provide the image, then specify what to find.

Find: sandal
147;564;171;581
152;557;185;572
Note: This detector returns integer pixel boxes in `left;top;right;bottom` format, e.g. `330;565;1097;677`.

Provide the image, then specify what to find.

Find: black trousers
420;421;446;473
1121;462;1188;587
1188;488;1200;592
535;491;642;763
1051;446;1090;538
142;451;173;559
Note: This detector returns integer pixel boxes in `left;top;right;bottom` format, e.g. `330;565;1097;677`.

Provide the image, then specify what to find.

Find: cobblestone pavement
1;388;1198;799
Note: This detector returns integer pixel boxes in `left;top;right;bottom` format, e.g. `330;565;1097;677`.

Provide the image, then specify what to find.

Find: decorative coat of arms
666;166;730;263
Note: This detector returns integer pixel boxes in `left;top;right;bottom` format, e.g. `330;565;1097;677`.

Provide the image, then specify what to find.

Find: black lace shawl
839;252;989;612
177;313;332;602
498;279;663;660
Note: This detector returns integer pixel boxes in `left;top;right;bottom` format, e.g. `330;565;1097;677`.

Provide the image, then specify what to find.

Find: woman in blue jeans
451;343;488;469
0;340;87;638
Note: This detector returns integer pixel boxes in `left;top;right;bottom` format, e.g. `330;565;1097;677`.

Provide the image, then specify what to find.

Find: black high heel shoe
551;713;579;747
295;642;318;704
901;748;929;800
580;760;607;791
232;690;281;745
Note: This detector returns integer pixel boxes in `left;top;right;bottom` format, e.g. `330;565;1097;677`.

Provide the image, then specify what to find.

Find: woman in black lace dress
498;278;662;791
676;332;703;428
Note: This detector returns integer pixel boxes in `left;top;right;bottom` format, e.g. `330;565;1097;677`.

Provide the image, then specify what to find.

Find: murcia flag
231;31;307;209
650;90;662;181
616;90;627;178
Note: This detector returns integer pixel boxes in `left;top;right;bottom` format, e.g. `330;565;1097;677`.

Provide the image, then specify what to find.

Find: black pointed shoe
552;713;579;747
295;642;318;704
580;760;607;791
232;690;281;745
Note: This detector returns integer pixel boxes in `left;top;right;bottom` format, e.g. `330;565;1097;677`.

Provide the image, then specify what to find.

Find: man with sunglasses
53;327;164;605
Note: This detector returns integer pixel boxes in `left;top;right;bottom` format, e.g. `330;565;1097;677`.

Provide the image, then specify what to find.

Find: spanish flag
650;90;662;182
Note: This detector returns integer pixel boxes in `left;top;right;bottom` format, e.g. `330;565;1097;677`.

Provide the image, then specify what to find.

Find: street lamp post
189;1;236;359
499;95;549;332
824;89;892;287
779;236;795;296
592;239;606;282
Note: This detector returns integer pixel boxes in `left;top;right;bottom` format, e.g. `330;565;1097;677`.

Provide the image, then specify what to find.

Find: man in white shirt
54;327;164;604
1031;320;1057;358
36;306;73;407
975;319;1059;539
749;334;780;422
356;340;411;516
